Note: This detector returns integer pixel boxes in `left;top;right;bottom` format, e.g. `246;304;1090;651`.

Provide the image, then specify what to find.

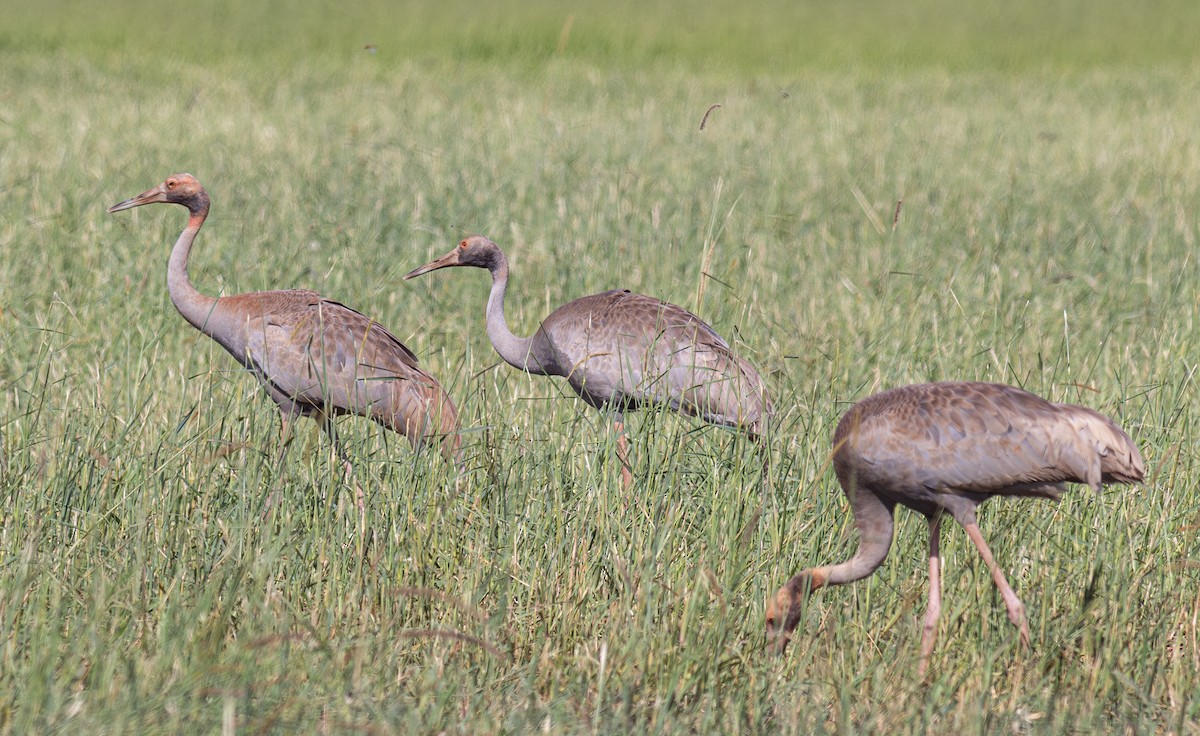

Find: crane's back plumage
833;382;1144;513
227;291;458;445
535;289;771;435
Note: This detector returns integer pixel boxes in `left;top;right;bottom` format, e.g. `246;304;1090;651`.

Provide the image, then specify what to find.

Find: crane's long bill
107;186;166;214
403;249;462;280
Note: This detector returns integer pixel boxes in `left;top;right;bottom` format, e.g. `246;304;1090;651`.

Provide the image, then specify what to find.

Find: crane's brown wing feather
317;298;421;369
542;290;731;350
837;382;1133;498
849;412;1061;496
243;296;436;415
538;290;769;428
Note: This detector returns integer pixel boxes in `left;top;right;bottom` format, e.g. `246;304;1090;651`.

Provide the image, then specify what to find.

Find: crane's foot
755;440;772;494
918;601;941;678
1011;607;1031;649
962;521;1033;651
997;579;1029;648
613;417;634;490
341;459;365;518
262;490;279;517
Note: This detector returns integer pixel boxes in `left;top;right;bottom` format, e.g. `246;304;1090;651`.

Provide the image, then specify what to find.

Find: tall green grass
2;1;1199;732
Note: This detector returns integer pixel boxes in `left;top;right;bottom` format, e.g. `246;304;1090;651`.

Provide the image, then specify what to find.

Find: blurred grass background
6;0;1200;70
1;0;1199;733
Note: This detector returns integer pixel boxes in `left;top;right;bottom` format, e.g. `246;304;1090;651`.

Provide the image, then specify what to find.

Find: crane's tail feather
1060;405;1145;491
433;391;463;461
378;378;462;462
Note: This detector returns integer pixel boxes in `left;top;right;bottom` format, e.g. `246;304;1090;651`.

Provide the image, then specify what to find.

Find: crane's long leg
315;411;365;516
612;412;633;490
962;521;1031;647
753;435;771;494
919;514;943;678
262;412;307;515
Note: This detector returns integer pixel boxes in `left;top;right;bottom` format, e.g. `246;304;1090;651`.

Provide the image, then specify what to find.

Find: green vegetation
1;1;1199;732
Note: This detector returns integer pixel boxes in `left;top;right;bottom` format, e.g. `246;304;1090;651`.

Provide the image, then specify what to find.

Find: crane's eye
459;240;468;249
166;180;176;189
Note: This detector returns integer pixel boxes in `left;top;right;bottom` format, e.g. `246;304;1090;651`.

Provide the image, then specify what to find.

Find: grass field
2;1;1200;732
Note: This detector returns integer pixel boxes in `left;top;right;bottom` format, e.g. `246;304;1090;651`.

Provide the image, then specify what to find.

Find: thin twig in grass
1151;442;1178;486
195;687;247;699
737;508;762;550
201;440;252;463
320;719;383;735
701;270;734;292
556;14;575;54
398;627;505;659
245;632;314;649
694;178;740;312
471;360;505;380
702;568;726;610
700;104;721;131
850;185;885;236
608;553;634;594
394;586;490;621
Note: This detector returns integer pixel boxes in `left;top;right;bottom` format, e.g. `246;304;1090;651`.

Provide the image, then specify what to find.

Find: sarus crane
108;174;460;508
404;235;770;488
766;381;1143;675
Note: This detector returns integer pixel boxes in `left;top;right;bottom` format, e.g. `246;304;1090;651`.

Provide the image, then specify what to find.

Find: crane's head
765;568;826;655
403;235;506;280
108;173;209;216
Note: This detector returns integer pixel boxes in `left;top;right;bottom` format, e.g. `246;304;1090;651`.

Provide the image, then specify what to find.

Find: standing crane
403;235;771;488
108;174;460;508
765;381;1144;675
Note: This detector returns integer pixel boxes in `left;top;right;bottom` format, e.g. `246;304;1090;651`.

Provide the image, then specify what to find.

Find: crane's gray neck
795;489;894;594
167;203;220;336
484;254;556;376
